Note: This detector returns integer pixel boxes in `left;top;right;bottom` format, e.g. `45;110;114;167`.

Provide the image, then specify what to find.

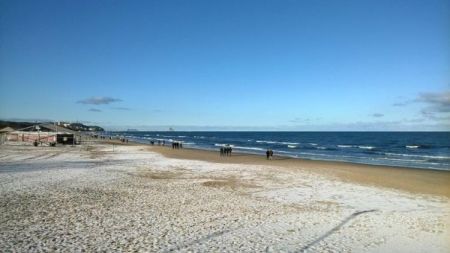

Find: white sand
0;143;449;252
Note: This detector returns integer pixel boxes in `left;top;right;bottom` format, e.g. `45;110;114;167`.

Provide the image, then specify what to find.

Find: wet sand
146;144;450;197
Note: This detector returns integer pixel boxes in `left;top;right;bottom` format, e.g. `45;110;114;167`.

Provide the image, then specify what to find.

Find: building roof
0;127;15;133
39;124;78;134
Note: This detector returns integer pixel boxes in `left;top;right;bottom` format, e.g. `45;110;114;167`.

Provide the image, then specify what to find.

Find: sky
0;0;449;131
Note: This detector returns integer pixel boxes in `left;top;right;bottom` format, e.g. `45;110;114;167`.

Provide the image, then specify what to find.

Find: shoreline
168;145;449;172
139;142;450;198
124;139;448;171
109;131;450;171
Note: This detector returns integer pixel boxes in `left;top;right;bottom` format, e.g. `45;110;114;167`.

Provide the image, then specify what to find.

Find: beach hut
5;124;75;145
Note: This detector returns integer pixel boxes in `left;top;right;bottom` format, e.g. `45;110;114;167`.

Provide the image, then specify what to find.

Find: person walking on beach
266;149;270;160
269;149;273;160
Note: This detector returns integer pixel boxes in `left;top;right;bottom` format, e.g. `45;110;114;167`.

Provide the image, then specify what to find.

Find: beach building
3;124;75;145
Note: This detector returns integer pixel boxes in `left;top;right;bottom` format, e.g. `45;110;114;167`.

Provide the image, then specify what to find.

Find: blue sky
0;0;448;130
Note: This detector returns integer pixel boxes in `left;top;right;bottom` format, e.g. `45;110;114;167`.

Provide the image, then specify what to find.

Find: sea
107;131;450;171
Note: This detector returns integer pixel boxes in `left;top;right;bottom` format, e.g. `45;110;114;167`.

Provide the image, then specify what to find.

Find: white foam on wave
214;143;235;147
272;149;295;154
338;145;354;148
384;152;450;160
287;145;297;149
234;146;264;151
256;140;277;144
377;157;427;162
359;146;376;150
282;142;300;145
406;145;419;149
256;140;299;145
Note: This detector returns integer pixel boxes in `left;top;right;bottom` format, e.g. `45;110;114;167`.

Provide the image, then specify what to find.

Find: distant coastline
0;120;104;132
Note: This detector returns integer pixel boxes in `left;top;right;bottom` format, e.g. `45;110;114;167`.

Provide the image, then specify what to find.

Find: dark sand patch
202;177;260;189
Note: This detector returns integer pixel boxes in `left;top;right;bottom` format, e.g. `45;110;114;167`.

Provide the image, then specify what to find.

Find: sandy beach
1;141;449;252
149;144;450;197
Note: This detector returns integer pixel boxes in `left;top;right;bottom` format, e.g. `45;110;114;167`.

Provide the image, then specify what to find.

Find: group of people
172;141;183;149
219;146;233;156
266;149;274;160
147;139;277;160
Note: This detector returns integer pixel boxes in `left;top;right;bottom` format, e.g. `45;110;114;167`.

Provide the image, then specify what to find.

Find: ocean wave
182;142;195;145
402;144;434;149
316;146;337;151
338;145;354;148
256;140;277;144
282;142;300;145
272;150;295;154
287;145;297;149
377;157;427;162
309;143;318;146
384;152;450;160
297;152;330;157
153;138;173;142
214;143;234;147
234;146;265;151
358;146;376;150
256;140;299;145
